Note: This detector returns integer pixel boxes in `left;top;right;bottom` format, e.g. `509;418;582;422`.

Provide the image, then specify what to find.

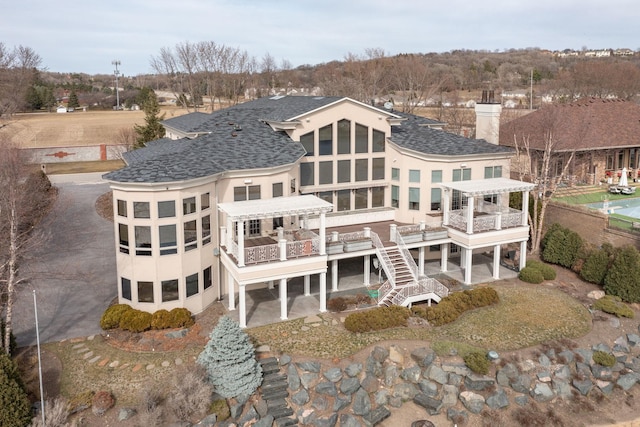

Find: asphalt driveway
13;172;116;347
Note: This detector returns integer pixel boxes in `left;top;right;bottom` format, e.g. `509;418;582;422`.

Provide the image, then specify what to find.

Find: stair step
259;357;279;366
267;398;289;410
275;417;298;427
264;373;287;382
262;388;289;401
269;406;294;419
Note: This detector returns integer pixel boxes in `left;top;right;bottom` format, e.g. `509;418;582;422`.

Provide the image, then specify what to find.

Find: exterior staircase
370;231;449;307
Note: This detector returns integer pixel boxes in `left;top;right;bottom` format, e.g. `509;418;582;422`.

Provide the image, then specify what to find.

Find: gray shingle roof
104;96;512;184
390;111;513;156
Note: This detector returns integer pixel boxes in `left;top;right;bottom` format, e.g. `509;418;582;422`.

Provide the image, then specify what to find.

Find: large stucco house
500;98;640;186
103;95;534;327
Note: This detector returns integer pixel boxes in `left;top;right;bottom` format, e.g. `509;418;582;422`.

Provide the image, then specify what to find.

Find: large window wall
116;189;215;308
299;119;386;211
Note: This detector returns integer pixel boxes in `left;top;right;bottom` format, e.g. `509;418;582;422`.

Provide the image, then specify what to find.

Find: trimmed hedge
102;305;194;332
518;267;544;284
344;306;411;333
412;287;500;327
542;224;583;269
526;260;557;280
580;246;611;285
120;310;152;333
100;304;133;330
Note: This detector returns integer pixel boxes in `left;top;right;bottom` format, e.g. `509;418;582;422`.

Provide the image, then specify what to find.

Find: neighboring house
499;98;640;186
103;95;534;327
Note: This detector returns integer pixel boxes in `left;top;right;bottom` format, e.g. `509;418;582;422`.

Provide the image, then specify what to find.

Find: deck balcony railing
448;207;525;233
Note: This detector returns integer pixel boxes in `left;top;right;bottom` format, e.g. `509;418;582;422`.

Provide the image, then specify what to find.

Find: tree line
2;41;640;118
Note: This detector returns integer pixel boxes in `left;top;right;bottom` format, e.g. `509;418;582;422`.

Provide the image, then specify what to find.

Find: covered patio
218;195;334;327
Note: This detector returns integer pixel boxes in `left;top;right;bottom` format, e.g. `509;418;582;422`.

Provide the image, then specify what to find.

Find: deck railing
448;208;525;233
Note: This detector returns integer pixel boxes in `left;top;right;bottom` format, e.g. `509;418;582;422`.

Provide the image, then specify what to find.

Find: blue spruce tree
197;316;263;398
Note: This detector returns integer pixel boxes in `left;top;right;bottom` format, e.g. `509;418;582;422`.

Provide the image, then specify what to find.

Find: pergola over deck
218;195;334;266
440;178;535;233
218;195;334;328
439;177;535;284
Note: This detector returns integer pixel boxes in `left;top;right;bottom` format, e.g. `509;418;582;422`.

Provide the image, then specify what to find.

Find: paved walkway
13;173;116;347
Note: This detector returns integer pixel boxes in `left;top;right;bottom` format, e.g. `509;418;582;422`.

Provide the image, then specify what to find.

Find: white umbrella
620;167;628;187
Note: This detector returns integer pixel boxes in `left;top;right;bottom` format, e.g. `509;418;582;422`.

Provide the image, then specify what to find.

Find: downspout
214;180;222;301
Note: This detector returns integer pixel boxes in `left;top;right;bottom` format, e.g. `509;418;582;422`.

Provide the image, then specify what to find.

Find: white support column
364;255;371;287
302;214;309;230
441;243;449;272
304;275;311;296
442;190;450;225
319;211;326;255
521;191;530;226
331;259;338;291
238;284;246;328
418;247;425;276
268;280;274;290
279;278;288;320
466;196;475;234
227;270;235;310
493;244;501;280
226;217;233;252
519;240;527;270
460;247;466;268
319;272;327;312
237;220;245;267
464;248;473;285
389;224;397;243
279;239;287;261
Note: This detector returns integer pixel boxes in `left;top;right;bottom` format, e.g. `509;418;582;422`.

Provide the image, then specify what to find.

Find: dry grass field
0;107;189;149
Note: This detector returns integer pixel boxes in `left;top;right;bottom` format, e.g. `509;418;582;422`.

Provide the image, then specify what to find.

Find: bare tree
510;107;585;254
0;43;42;117
0;139;52;354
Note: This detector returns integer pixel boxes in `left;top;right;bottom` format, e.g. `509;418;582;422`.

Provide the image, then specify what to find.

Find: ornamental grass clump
415;287;500;327
593;350;616;367
593;295;635;318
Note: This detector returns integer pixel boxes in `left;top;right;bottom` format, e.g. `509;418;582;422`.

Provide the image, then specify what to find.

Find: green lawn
554;189;637;205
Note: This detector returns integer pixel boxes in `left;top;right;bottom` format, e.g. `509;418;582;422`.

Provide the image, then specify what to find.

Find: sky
2;0;639;76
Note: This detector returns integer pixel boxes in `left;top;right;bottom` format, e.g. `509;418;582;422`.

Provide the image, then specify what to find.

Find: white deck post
493;244;501;279
319;272;327;312
442;190;450;225
319;211;326;255
331;259;338;291
364;255;370;286
522;191;530;226
440;243;449;272
389;224;397;243
279;239;287;261
304;275;311;296
237;220;245;267
279;278;288;320
519;240;527;270
238;284;246;328
418;247;425;276
466;196;475;234
227;270;235;310
226;217;233;252
464;248;473;284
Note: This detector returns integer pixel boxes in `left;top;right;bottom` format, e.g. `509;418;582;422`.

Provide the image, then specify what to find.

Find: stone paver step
266;398;288;410
363;405;391;426
262;364;281;375
262;388;289;401
262;381;288;393
268;406;294;419
264;372;287;382
274;417;298;427
259;357;278;366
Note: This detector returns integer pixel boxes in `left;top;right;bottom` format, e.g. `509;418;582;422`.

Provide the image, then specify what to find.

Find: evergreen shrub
151;309;172;330
344;306;411;333
169;308;194;328
100;304;132;330
0;351;31;427
593;295;635;318
197;316;263;398
210;399;230;421
592;350;616;367
413;287;501;326
119;310;152;332
604;245;640;303
541;224;583;268
518;266;544;284
463;351;490;375
580;246;611;285
526;260;556;280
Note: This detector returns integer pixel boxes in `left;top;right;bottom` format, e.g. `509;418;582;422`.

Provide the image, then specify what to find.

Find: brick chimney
475;90;502;145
